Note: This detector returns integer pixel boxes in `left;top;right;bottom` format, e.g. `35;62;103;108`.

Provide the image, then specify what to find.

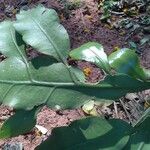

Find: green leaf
100;13;111;21
124;117;150;150
45;74;150;109
140;37;150;45
69;42;111;73
0;107;39;138
0;21;25;58
0;7;150;109
108;48;148;80
14;5;70;63
129;41;137;49
134;108;150;127
35;117;132;150
0;11;150;111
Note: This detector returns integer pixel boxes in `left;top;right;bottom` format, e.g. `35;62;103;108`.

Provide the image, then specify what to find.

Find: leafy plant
58;0;83;18
59;0;82;10
99;0;150;52
99;0;149;21
99;0;118;21
0;5;150;149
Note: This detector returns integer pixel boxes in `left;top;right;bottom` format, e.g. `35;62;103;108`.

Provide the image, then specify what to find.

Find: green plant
58;0;83;17
99;0;149;21
99;0;150;54
0;5;150;149
59;0;82;10
99;0;118;21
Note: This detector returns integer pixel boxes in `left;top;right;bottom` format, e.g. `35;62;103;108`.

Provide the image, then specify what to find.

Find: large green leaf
69;42;111;73
35;114;150;150
134;108;150;127
124;117;150;150
36;116;150;150
108;48;149;80
0;107;39;138
35;117;132;150
0;20;150;110
14;5;70;63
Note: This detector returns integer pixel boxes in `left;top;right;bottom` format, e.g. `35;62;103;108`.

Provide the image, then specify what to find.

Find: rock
125;93;139;101
35;125;48;135
2;143;23;150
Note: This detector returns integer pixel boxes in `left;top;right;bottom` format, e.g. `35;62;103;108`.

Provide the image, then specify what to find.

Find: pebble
2;143;23;150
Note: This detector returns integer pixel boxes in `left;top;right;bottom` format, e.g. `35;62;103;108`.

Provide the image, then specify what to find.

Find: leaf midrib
89;48;110;73
0;80;75;86
29;14;67;64
1;79;150;91
10;27;33;82
0;79;117;89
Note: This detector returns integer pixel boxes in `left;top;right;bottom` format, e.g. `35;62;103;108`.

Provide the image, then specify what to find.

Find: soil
0;0;149;149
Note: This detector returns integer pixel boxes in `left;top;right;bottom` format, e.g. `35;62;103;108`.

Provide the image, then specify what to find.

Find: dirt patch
0;107;84;150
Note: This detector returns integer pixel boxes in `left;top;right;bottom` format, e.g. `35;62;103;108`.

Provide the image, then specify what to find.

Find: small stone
2;143;23;150
125;93;139;101
35;125;48;135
